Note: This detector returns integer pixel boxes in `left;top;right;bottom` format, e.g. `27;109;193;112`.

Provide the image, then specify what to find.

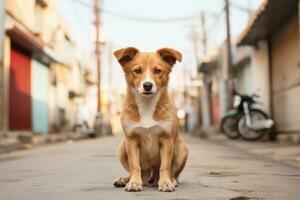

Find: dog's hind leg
171;137;188;186
113;141;130;187
113;177;130;187
118;141;129;171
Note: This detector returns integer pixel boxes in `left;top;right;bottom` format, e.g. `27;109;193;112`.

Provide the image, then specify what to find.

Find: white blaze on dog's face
114;47;182;97
137;66;158;97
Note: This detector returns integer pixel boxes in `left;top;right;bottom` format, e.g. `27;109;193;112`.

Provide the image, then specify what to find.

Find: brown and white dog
113;47;188;192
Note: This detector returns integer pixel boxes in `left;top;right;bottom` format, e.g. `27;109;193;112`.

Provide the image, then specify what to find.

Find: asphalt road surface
1;135;300;200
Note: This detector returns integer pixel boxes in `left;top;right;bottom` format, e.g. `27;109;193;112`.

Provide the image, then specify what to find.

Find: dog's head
114;47;182;97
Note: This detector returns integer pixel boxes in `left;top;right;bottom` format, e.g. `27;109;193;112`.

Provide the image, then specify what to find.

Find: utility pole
94;0;101;112
225;0;233;110
191;24;200;67
107;43;113;125
199;11;210;127
200;12;207;55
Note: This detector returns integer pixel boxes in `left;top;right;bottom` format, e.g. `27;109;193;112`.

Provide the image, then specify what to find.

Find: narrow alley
1;135;300;200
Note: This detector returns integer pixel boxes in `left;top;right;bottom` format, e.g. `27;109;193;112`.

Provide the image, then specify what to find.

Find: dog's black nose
143;82;153;92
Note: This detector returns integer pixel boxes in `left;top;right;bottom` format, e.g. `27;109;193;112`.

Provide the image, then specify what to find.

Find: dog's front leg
125;137;142;191
158;136;175;192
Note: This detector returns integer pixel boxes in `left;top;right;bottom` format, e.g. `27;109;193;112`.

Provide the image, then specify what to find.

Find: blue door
31;60;49;134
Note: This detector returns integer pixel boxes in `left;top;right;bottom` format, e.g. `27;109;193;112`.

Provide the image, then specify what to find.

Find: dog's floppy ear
156;48;182;66
114;47;139;66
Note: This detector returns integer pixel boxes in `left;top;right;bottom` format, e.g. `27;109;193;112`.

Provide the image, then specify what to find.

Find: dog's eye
133;68;141;74
154;68;162;75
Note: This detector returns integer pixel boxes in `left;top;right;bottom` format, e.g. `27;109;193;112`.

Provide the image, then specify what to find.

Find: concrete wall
250;41;271;114
271;14;300;132
0;36;10;136
235;63;253;95
272;14;299;94
218;79;228;117
217;43;231;117
3;0;83;133
0;0;6;137
6;0;37;32
200;82;211;126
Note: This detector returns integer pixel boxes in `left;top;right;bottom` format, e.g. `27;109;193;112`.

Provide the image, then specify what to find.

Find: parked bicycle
221;91;275;141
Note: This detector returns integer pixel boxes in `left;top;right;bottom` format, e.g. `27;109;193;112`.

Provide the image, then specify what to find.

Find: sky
55;0;264;92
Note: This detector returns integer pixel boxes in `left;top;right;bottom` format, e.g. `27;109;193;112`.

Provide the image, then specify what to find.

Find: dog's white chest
125;111;173;135
124;93;173;135
135;107;158;128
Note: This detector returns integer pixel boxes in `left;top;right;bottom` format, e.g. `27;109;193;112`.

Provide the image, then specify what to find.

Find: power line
94;0;102;112
102;9;197;23
70;0;198;23
70;0;91;32
206;1;253;35
70;0;253;26
231;2;253;13
207;10;225;33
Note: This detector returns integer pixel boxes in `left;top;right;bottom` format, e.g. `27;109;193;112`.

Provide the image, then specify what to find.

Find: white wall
200;83;211;126
6;0;37;32
235;63;253;95
218;79;228;117
250;41;271;114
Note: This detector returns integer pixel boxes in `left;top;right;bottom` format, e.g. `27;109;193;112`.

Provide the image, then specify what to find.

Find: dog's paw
171;178;178;187
113;177;130;187
125;180;142;192
158;179;175;192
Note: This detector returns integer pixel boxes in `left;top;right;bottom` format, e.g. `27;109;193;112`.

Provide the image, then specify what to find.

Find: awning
7;26;62;65
238;0;299;46
234;56;250;70
32;47;63;66
198;59;218;74
7;26;44;52
233;46;251;69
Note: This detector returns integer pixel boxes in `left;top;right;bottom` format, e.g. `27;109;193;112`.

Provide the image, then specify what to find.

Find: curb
0;132;88;154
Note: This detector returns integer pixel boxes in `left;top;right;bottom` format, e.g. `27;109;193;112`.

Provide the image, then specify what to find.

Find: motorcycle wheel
221;115;239;139
237;109;269;141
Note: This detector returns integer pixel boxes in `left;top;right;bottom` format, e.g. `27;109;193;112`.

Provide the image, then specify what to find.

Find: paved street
1;135;300;200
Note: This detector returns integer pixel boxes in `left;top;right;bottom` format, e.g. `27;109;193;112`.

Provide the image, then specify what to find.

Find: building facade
197;0;300;138
238;0;300;135
0;0;86;136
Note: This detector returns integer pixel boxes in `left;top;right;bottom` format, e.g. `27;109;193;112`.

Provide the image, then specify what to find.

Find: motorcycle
221;91;274;141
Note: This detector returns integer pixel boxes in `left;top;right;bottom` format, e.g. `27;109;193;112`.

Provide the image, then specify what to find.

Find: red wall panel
9;43;32;130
